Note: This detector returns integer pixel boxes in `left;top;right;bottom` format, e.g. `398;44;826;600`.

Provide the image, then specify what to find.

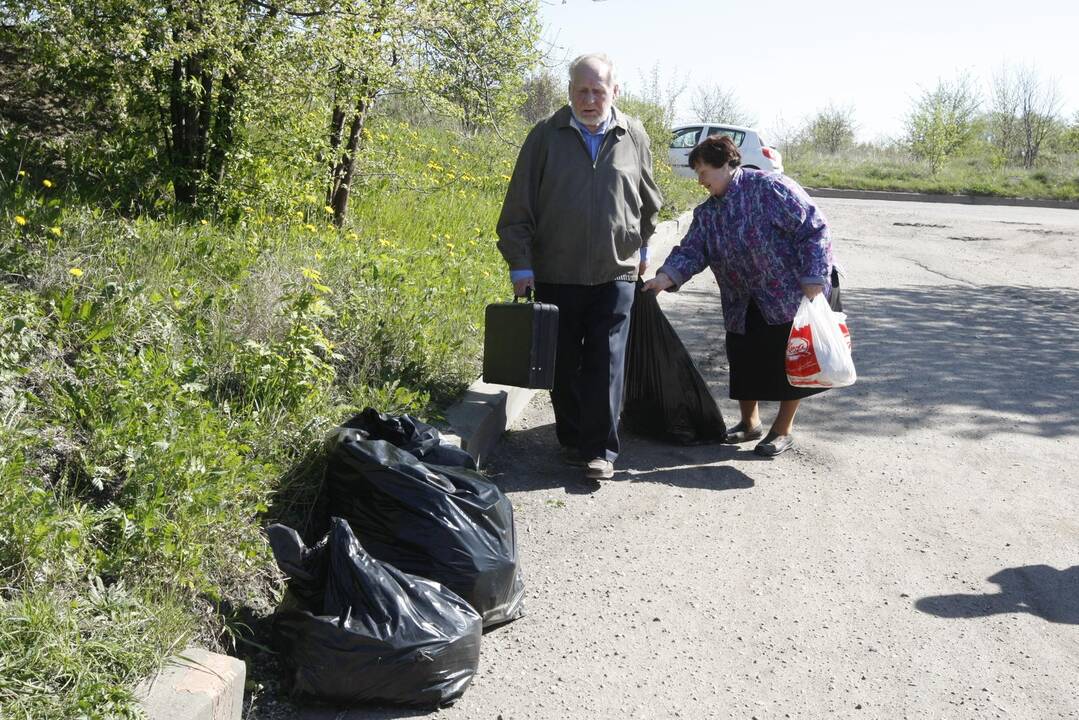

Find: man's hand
641;272;674;294
802;282;823;299
513;275;535;298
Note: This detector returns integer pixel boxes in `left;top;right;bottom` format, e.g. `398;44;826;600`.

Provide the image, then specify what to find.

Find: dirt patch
894;222;949;228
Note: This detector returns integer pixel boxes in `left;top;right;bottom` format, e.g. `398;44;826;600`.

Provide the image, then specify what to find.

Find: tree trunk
329;81;371;228
208;70;239;188
326;100;346;207
169;58;198;205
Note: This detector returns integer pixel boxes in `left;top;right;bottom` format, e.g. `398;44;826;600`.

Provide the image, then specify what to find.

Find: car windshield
707;128;746;146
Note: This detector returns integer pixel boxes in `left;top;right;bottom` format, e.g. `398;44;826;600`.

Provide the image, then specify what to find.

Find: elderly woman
642;135;834;457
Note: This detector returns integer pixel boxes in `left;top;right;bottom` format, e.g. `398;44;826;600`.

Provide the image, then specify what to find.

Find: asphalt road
292;198;1079;720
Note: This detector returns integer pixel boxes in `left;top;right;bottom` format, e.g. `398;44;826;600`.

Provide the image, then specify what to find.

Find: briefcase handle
513;287;536;303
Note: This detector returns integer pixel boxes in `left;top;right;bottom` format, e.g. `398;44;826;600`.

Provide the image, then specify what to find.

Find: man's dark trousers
534;280;635;462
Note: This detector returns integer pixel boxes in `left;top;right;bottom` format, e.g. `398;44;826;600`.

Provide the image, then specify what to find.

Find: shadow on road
666;283;1079;441
299;705;433;719
915;564;1079;624
486;422;756;494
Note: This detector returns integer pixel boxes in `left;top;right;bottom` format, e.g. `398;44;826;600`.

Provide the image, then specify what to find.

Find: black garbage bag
268;518;482;707
323;434;525;627
622;281;727;444
341;407;476;470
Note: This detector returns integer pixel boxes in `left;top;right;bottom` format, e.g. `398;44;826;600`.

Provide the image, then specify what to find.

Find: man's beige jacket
496;105;663;285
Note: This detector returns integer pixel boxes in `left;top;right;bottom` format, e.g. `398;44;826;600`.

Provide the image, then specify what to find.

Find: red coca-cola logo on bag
786;325;820;379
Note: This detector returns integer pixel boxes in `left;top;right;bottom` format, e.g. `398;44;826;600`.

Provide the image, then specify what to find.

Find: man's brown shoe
584;457;614;480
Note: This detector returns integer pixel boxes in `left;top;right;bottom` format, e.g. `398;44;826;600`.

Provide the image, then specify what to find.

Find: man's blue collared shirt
570;114;611;163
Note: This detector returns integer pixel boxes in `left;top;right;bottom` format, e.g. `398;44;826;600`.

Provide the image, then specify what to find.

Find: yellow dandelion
14;215;27;226
303;194;317;204
42;179;53;188
50;226;62;237
304;223;316;232
445;242;455;250
315;251;323;260
17;170;27;177
69;267;83;277
324;205;334;214
500;174;511;181
200;219;208;225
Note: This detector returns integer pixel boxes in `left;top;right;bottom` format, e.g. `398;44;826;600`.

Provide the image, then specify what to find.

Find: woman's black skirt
726;301;827;401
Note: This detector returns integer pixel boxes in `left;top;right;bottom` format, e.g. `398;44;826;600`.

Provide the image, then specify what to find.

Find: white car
668;123;783;178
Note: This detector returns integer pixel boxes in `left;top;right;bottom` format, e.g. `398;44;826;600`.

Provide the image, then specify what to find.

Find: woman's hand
642;272;674;294
802;282;823;299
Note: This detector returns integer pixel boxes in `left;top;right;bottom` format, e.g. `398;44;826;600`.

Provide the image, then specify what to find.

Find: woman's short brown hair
688;134;741;170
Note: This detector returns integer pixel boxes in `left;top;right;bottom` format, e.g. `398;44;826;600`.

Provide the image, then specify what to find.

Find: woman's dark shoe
724;420;765;444
754;432;795;457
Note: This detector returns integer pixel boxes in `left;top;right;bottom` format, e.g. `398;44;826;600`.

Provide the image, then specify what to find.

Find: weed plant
0;117;698;718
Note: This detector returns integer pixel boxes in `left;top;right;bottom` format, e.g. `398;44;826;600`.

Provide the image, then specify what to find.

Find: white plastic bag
785;294;856;388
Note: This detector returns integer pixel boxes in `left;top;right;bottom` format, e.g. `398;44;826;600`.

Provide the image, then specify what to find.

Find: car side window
706;128;746;147
670;126;702;149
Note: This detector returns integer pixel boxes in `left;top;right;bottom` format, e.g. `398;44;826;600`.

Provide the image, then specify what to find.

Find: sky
538;0;1079;143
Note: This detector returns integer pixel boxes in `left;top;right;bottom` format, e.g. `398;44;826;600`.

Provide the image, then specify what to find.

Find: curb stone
137;646;245;720
440;210;694;467
804;186;1079;210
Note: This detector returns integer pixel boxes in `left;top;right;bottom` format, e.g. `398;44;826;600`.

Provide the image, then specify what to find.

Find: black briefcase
482;291;558;389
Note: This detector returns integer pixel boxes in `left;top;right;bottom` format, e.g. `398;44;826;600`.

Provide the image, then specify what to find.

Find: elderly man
497;53;662;485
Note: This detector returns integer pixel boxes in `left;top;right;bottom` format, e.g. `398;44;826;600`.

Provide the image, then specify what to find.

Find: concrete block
443;379;535;467
137;647;245;720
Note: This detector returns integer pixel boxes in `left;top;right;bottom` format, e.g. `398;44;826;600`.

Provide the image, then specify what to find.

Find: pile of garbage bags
268;409;524;708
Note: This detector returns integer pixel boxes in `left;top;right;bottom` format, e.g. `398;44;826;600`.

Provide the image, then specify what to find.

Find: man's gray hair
568;53;617;87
